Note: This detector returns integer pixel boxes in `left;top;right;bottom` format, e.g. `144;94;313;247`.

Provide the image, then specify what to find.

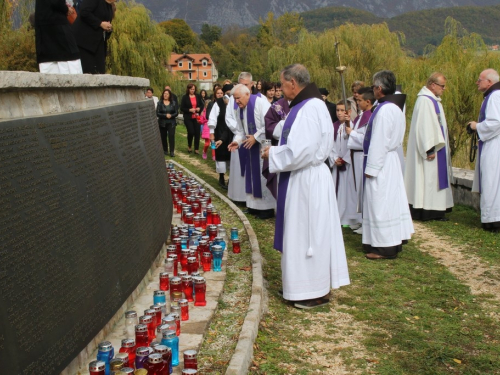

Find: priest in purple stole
262;64;349;309
469;69;500;232
363;70;414;260
227;84;276;219
404;72;454;221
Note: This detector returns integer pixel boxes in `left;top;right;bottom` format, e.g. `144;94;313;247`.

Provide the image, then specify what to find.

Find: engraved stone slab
0;101;172;374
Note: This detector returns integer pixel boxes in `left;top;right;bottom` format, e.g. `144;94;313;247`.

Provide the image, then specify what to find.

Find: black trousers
79;42;106;74
184;117;200;151
159;124;175;154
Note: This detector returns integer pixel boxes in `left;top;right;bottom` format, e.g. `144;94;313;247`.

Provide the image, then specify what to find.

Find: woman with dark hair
199;89;208;106
180;83;203;154
73;0;117;74
261;81;276;104
206;87;223;120
157;89;178;157
256;80;263;93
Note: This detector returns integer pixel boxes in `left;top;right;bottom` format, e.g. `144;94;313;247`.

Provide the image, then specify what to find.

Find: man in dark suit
319;88;338;123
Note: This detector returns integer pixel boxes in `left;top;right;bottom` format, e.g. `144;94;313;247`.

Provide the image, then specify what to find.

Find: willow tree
107;2;179;95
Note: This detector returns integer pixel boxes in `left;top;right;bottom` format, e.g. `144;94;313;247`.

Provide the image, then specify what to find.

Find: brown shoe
365;253;397;260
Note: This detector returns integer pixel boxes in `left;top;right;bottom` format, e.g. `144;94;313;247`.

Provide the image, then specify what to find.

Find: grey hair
238;72;253;82
372;70;396;95
231;84;250;96
484;69;500;83
281;64;310;88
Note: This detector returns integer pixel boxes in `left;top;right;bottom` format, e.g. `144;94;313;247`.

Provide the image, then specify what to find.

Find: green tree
200;23;221;47
159;18;196;53
107;2;179;94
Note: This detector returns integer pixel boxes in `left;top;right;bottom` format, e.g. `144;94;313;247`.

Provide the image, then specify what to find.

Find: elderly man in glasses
404;72;454;222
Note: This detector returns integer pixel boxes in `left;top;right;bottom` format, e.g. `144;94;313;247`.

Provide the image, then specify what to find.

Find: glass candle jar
208;226;218;241
173;238;182;256
150;305;163;328
201;251;212;272
193;277;206;306
212;246;223;272
167;244;177;256
123;310;138;339
155;324;169;344
159;272;169;292
232;239;241;254
119;339;135;368
167;254;178;277
153;290;166;306
187;224;195;237
89;360;105;375
164;258;174;276
161;316;177;336
180;235;189;251
97;341;114;375
135;346;150;370
214;236;226;251
109;358;123;373
154;345;172;375
187;257;198;275
180;249;190;272
169;312;181;336
200;216;207;229
230;227;239;240
212;210;221;225
144;309;157;329
182;275;194;302
161;330;179;367
115;352;130;368
182;369;198;375
179;299;189;321
205;193;211;204
183;350;198;370
169;277;182;301
184;212;194;225
144;353;165;375
120;367;135;374
193;215;201;228
206;206;213;224
170;304;181;318
135;324;149;347
139;315;154;345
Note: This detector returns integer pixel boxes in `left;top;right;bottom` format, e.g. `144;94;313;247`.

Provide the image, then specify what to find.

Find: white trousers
39;59;83;74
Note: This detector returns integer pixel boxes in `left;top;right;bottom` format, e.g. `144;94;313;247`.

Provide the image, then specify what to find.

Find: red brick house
167;53;219;89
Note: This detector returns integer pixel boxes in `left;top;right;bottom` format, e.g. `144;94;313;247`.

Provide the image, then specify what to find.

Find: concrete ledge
451;166;479;211
170;161;266;375
0;71;150;121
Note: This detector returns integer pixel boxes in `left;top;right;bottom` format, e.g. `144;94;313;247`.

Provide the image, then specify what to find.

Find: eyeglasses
433;82;446;88
476;78;486;83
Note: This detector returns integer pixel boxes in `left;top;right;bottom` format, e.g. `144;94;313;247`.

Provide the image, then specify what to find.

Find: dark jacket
324;100;338;124
156;100;178;127
214;98;233;162
35;0;80;63
180;94;203;120
73;0;113;53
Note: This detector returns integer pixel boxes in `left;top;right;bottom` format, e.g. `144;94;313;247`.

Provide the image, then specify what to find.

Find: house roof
169;53;213;66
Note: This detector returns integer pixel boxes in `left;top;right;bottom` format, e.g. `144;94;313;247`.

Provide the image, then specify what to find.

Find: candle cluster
87;164;243;374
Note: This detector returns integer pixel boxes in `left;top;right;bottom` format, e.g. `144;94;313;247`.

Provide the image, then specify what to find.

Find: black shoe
434;217;449;222
164;151;168;156
294;297;330;309
218;179;227;190
170;152;175;157
255;209;275;220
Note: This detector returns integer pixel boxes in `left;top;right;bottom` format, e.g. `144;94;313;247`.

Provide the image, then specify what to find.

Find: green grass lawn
169;124;500;374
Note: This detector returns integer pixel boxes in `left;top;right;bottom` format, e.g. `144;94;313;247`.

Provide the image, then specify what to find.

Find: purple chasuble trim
356;111;372;129
422;95;449;190
362;102;390;187
237;95;262;198
273;98;313;252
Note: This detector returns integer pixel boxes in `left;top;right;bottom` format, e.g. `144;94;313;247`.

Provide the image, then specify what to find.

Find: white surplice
228;95;276;210
472;90;500;223
404;87;454;212
269;98;350;301
347;113;368;218
363;102;414;247
330;122;358;225
225;97;248;203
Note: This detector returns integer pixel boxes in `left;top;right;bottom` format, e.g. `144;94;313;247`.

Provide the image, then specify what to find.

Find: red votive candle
232;239;241;253
183;350;198;370
193;277;206;306
201;251;212;272
135;324;149;347
180;249;190;272
159;272;169;291
182;275;194;302
179;299;189;321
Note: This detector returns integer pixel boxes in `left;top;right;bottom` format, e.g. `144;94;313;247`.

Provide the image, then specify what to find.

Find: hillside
301;5;500;54
135;0;497;32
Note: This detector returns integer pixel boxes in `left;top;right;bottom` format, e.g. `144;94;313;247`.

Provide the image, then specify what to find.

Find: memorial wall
0;72;172;374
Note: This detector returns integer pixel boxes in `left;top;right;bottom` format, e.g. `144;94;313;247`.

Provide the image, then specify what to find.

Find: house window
188;72;192;80
203;72;207;77
202;60;207;67
178;61;183;67
188;61;192;69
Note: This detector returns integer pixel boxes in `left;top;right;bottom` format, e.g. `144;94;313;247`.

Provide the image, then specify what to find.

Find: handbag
67;6;77;24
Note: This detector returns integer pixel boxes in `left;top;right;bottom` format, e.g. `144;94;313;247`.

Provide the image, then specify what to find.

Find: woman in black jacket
180;84;204;154
72;0;116;74
156;89;178;157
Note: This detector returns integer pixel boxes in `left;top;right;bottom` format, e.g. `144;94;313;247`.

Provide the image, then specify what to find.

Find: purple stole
273;98;313;252
422;95;449;190
477;90;497;192
354;110;372;129
363;102;390;186
237;95;262;198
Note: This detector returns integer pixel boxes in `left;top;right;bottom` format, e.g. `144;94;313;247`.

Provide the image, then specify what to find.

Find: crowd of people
150;65;499;309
